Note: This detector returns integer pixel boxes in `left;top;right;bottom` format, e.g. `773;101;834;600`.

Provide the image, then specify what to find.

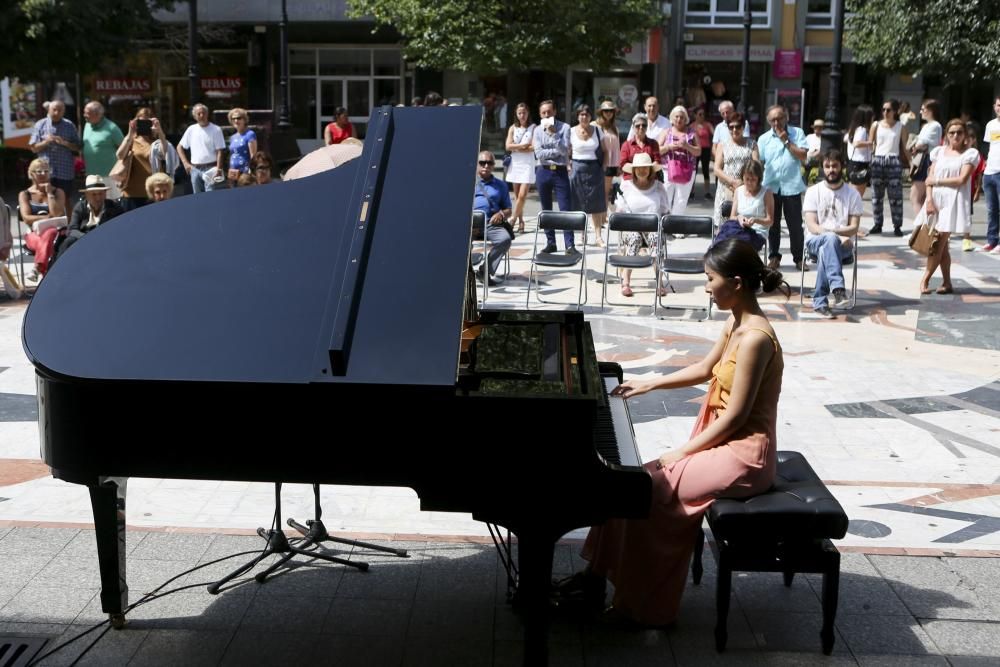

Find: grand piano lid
23;105;483;386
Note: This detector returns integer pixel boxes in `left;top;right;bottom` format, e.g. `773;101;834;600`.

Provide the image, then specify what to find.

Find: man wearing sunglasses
472;151;513;286
758;105;809;270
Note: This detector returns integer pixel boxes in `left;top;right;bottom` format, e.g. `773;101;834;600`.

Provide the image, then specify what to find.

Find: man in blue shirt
29;100;82;203
532;100;576;254
758;105;809;270
473;151;513;286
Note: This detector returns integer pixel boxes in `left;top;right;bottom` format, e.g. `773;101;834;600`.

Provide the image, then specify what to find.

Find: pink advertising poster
773;50;802;79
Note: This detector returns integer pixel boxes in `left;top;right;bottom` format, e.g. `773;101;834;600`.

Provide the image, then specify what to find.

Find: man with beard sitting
802;149;863;318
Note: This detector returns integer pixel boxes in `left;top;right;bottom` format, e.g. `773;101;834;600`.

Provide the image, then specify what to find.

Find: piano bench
691;451;848;655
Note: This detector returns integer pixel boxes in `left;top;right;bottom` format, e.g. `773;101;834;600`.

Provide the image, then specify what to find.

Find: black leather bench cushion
707;451;848;541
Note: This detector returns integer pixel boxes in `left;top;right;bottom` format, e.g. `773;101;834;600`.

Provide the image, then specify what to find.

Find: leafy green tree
845;0;1000;82
0;0;176;79
348;0;662;73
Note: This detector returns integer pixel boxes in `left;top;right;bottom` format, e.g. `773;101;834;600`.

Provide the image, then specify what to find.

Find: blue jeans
190;165;223;194
983;172;1000;247
535;165;574;249
805;232;852;308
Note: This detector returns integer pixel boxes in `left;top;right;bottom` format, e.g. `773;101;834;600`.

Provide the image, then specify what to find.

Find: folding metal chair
600;212;663;314
1;202;26;298
526;211;588;309
658;214;715;320
470;210;511;303
799;236;859;310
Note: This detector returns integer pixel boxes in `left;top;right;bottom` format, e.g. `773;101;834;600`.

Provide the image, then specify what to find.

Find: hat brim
599;105;617;112
622;161;662;174
82;185;109;191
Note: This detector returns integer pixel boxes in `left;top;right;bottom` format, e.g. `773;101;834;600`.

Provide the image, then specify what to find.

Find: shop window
290;49;316;76
374;78;401;106
319;49;371;77
291;79;317;138
685;0;770;28
806;0;849;29
373;50;401;77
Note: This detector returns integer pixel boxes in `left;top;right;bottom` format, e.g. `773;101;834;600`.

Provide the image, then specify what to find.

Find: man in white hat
53;175;125;267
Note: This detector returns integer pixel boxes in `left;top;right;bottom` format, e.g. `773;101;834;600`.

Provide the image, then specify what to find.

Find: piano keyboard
594;376;642;468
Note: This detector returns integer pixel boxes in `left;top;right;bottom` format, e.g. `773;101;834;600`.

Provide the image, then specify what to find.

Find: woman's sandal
936;285;953;294
552;572;606;608
621;284;634;297
517;221;525;234
920;285;932;295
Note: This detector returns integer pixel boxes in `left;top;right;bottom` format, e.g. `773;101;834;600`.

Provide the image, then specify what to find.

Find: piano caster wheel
109;613;127;629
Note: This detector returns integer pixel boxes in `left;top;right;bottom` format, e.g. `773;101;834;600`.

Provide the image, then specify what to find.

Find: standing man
711;100;750;159
29;100;81;203
981;96;1000;253
759;104;809;270
81;102;125;200
472;151;513;286
532;100;575;254
802;150;863;318
627;97;670;146
177;104;226;193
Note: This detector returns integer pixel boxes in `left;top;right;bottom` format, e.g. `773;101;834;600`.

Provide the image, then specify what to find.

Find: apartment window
686;0;770;28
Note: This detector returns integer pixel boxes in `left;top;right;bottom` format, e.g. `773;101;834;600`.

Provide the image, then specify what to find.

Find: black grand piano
22;106;651;662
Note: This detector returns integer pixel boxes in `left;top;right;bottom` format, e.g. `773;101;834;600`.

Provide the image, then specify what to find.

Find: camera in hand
136;119;153;137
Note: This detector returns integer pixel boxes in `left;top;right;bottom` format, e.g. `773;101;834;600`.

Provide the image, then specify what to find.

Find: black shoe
795;260;808;272
893;227;904;237
869;226;883;235
565;246;580;256
541;244;558;254
704;192;713;199
832;288;849;307
767;256;781;269
474;265;498;286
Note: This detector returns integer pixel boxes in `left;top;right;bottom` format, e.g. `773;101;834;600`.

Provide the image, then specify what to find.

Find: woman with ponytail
556;238;787;628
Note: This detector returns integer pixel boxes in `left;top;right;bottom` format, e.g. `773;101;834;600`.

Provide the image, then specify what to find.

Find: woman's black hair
848;104;874;143
704;238;790;297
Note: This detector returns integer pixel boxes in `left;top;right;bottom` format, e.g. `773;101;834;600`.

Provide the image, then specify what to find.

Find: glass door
318;78;371;140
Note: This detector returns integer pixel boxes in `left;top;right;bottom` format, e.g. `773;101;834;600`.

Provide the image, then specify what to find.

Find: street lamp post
738;0;752;114
188;0;199;109
820;0;847;154
277;0;291;129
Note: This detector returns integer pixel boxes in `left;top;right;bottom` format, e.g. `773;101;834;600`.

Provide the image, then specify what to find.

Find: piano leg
514;531;555;666
89;477;128;628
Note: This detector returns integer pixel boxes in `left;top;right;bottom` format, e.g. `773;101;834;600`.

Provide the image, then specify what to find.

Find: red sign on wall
95;78;152;93
201;77;243;92
773;50;802;79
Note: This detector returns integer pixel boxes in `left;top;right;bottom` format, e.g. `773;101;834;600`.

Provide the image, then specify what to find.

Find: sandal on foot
920;285;931;295
936;285;953;294
621;284;634;297
552;572;606;607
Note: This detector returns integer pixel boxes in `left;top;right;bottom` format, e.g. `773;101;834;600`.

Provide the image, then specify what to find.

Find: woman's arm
925;163;938;214
932;162;975;188
115;127;134;161
504;125;518;152
751;144;760;164
49;188;66;218
713;144;727;182
323;124;333;146
687;133;702;157
660;330;774;464
612;319;733;398
247;132;258;159
757;190;774;228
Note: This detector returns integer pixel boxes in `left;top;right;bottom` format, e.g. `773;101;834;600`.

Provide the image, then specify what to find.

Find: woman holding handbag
868;99;910;236
845;105;874;199
662;106;701;216
919;119;980;295
115;108;161;211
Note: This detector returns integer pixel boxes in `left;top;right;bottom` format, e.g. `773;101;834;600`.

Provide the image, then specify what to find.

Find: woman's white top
571;127;601;161
845;127;871;163
915;120;942;149
734;185;769;235
873;121;902;157
928;146;981;234
616;179;671;215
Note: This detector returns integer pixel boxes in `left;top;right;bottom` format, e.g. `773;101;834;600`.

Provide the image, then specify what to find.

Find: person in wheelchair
802;150;863;318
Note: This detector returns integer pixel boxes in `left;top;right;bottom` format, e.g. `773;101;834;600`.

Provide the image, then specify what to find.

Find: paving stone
0;527;79;555
126;628;234;667
239;594;332;634
745;611;850;655
34;623;148;667
919;619;1000;657
0;585;97;625
129;532;215;562
321;597;411;638
855;656;949;666
836;613;939;655
218;629;325;666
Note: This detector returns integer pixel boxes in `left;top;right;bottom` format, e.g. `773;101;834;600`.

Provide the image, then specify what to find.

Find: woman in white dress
844;105;874;199
504;103;535;233
920;119;980;295
909;99;942;216
615;153;672;297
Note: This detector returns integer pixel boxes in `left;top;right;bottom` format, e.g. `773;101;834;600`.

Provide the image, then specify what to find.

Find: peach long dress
582;326;783;626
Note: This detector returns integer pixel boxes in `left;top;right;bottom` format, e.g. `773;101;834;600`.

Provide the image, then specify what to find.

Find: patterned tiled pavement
1;184;999;664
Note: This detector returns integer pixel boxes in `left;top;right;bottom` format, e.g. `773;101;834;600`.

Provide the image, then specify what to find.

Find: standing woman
558;239;787;627
226;108;258;186
713;112;758;226
323;107;355;145
920;119;980;295
594;100;621;214
869;99;910;235
619;113;660;181
691;108;715;198
908;99;942;216
662;106;701;216
569;105;609;246
504;103;535;234
116;107;163;212
844;105;874;199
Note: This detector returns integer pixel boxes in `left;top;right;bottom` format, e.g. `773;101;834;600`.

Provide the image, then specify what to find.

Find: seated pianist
472;150;513;287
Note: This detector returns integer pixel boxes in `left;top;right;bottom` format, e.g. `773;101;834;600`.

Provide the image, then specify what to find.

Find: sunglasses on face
254;166;271;173
882;107;893;113
33;170;50;175
634;123;647;128
728;124;742;130
478;160;494;166
601;109;614;113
